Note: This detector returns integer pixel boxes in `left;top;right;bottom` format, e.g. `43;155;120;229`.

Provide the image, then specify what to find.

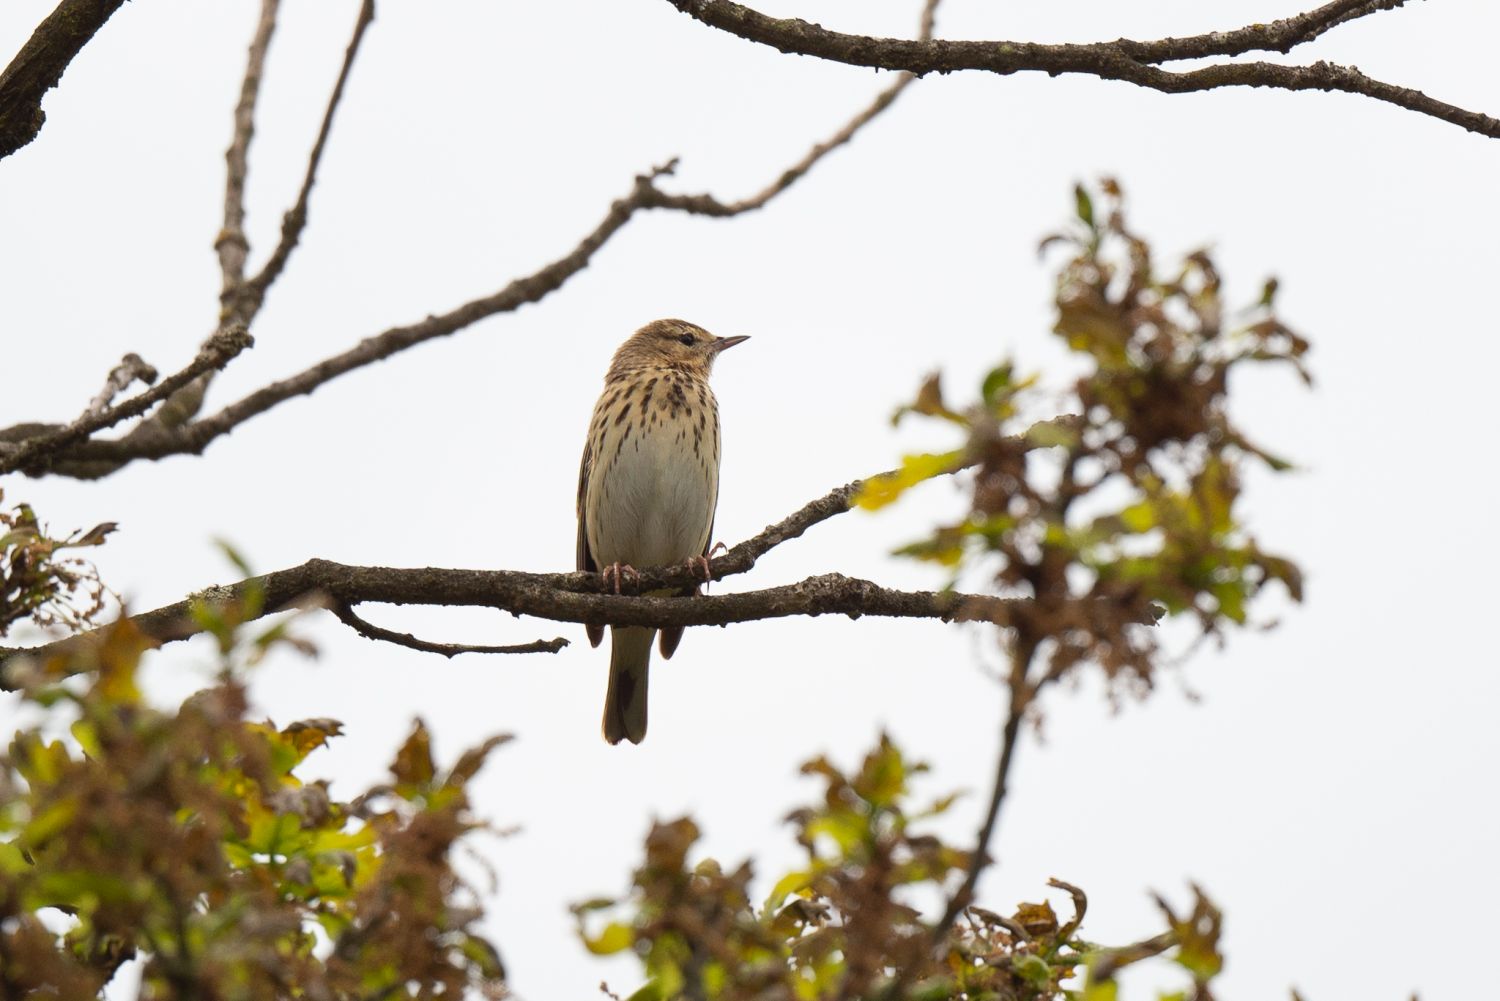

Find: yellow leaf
1120;501;1156;533
854;451;963;511
282;718;345;758
765;869;811;910
584;921;635;955
1082;979;1119;1001
391;720;435;789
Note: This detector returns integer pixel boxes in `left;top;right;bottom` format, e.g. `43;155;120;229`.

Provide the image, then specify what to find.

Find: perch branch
0;567;1030;687
0;452;1129;685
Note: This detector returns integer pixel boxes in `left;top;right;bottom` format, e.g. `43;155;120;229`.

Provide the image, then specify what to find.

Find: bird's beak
711;335;750;354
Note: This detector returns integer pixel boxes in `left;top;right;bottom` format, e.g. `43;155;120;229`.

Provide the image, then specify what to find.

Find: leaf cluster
0;609;508;1000
0;491;115;637
859;181;1308;693
577;737;1223;1001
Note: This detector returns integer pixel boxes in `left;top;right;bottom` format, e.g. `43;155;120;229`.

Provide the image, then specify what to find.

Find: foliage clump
1;492;114;637
861;181;1308;694
577;736;1224;1001
0;610;508;1000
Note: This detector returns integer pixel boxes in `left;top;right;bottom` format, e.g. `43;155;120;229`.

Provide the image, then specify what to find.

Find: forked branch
2;0;943;481
664;0;1500;140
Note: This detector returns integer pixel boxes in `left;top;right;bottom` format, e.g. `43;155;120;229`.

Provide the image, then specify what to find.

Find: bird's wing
576;436;605;648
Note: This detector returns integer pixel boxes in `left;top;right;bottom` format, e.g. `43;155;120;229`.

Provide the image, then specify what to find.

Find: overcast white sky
3;1;1498;998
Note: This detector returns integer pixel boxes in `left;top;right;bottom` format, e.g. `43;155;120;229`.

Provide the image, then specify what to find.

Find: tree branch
328;599;568;658
1114;0;1410;62
0;0;128;160
97;0;282;467
9;0;933;480
663;0;1500;140
85;353;159;417
216;0;280;295
235;0;376;319
649;0;940;216
0;445;1144;688
0;327;254;476
932;635;1038;941
0;565;1031;688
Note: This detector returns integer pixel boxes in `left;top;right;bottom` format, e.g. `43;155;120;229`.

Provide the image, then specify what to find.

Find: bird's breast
586;372;720;569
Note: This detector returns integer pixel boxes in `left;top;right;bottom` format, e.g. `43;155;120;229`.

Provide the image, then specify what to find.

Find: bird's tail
602;626;653;744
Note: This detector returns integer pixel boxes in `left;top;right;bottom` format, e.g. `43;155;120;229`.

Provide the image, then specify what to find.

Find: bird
576;318;748;744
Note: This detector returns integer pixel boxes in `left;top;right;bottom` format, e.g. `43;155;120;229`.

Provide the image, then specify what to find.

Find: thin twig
9;10;934;480
329;600;568;657
126;0;279;457
216;0;280;295
86;354;158;417
238;0;376;314
931;635;1039;944
710;417;1081;583
664;0;1500;140
0;328;253;476
650;0;942;216
1116;0;1411;61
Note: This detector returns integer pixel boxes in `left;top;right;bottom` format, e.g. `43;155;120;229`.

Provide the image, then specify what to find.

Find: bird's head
608;318;749;379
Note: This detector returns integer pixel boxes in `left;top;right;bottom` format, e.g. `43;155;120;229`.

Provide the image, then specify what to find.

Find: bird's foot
601;562;641;594
687;543;728;587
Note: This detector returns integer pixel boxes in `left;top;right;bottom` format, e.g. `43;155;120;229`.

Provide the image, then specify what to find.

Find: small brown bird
577;319;748;744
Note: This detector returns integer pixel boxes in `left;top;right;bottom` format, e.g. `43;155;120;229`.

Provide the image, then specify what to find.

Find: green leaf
69;718;103;760
14;735;70;785
981;364;1014;407
571;896;617;913
624;980;668;1001
892;535;966;567
1075;183;1095;229
700;961;727;999
22;798;77;848
459;934;506;979
908;979;958;1001
1024;418;1078;450
1082;980;1119;1001
0;840;31;874
1258;276;1279;307
584;921;635;955
242;809;307;858
1120;501;1156;533
1013;953;1053;986
765;869;812;911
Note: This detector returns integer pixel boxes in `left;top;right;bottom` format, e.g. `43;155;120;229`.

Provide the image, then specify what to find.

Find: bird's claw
601;562;640;594
687;543;727;587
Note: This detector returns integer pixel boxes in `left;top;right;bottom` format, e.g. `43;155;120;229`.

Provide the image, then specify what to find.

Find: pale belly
587;422;717;570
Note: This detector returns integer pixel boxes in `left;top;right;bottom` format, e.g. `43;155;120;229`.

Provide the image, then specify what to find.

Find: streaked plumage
577;318;748;744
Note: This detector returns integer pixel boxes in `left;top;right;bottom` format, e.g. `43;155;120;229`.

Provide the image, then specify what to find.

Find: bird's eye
678;333;696;346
